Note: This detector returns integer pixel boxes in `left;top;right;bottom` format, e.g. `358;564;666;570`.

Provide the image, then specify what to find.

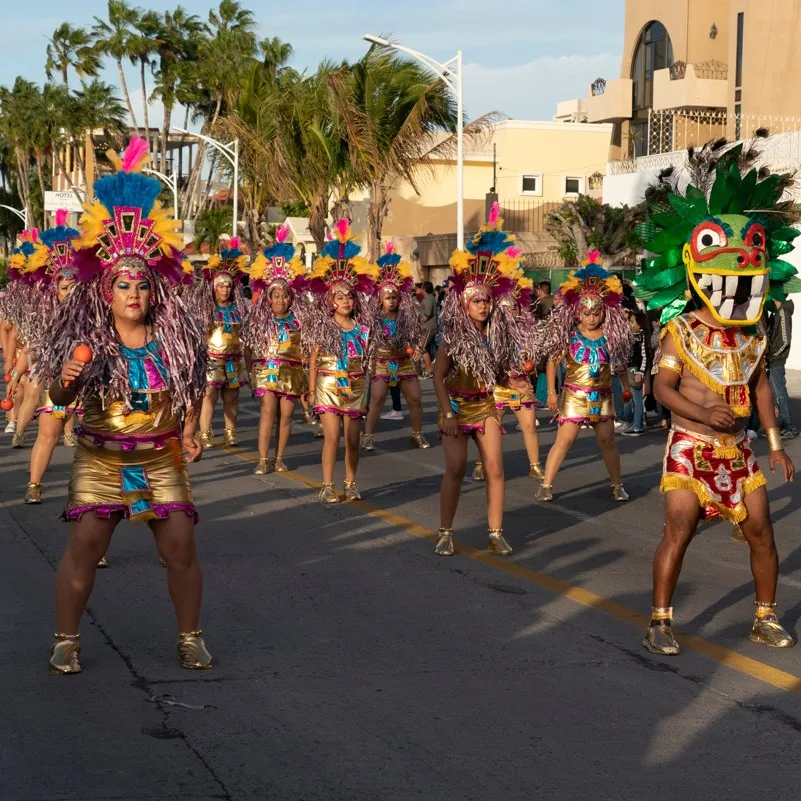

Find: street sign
44;191;84;213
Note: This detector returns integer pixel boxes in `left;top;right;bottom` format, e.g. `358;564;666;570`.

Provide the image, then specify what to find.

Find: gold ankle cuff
651;606;673;622
435;528;455;556
25;482;42;504
343;480;361;501
754;601;778;619
488;528;513;556
223;428;238;446
319;482;340;504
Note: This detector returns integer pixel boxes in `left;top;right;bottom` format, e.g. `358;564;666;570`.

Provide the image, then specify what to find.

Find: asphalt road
4;379;801;801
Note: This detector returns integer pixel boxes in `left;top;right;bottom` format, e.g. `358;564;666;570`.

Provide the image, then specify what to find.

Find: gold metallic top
261;326;303;363
564;356;611;389
80;390;180;439
207;305;243;357
316;352;366;376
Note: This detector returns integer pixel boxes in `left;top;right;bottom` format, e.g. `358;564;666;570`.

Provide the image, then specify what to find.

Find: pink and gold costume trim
494;373;535;411
661;425;766;523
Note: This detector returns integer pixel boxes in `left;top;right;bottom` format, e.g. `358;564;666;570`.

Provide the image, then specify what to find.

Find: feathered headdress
634;137;800;325
73;136;186;301
557;250;624;311
203;237;249;284
247;225;305;293
38;209;79;284
539;250;632;373
448;202;520;304
308;219;378;297
376;241;414;294
372;241;421;350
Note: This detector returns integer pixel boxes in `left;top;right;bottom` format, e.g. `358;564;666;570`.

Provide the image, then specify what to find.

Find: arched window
631;21;674;111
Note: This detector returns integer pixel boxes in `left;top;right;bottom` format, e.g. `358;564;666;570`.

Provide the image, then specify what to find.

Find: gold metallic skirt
371;355;417;385
494;377;535;411
313;371;368;418
251;358;308;400
35;387;81;420
207;353;247;390
559;384;615;426
438;391;502;435
63;437;197;524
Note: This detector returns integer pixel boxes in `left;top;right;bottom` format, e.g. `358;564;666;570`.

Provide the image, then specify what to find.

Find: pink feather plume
120;136;150;173
506;246;522;259
230;237;240;250
335;218;350;241
55;209;69;227
275;225;289;243
488;201;500;225
586;249;601;264
385;241;395;254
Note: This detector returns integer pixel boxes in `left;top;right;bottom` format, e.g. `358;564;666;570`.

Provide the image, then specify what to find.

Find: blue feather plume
93;171;161;217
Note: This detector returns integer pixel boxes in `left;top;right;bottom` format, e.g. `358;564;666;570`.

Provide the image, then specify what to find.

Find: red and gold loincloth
661;425;766;523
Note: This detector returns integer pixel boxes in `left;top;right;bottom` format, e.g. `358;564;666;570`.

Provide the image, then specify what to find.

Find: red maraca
405;347;415;356
0;398;13;411
63;344;94;388
622;389;633;402
3;372;10;383
522;361;535;374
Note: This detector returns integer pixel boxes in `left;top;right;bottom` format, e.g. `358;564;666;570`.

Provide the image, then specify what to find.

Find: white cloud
462;52;621;120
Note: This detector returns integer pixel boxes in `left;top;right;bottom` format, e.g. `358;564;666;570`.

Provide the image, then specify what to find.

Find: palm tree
193;206;232;253
260;36;294;84
0;78;38;226
71;79;128;182
45;23;100;89
151;7;203;174
92;0;140;132
130;10;160;150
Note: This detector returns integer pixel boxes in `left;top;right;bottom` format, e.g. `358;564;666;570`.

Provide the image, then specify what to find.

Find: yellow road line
221;445;801;698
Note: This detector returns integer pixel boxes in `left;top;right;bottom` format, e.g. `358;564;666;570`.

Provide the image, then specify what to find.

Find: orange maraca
0;398;13;411
64;344;94;388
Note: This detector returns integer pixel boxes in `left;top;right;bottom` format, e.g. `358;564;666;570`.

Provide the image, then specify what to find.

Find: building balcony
586;78;633;123
652;61;728;111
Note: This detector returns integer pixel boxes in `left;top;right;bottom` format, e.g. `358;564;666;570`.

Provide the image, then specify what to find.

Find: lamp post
363;34;465;249
0;204;28;230
143;167;179;219
173;127;239;237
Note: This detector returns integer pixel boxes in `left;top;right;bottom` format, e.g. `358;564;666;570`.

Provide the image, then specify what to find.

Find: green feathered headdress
635;139;801;325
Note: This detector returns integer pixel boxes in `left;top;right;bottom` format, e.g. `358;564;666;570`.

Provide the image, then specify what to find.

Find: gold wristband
766;426;783;452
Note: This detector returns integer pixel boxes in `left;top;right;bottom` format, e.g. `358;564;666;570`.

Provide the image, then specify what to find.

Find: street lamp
143;167;179;219
0;204;28;230
363;34;465;249
173;127;239;237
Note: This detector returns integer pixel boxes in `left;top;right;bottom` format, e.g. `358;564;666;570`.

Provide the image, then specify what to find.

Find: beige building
585;0;801;161
355;119;612;280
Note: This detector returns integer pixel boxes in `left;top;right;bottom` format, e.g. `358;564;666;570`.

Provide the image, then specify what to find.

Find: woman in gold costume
5;212;82;505
432;204;520;558
242;225;308;473
190;239;249;448
362;242;429;452
35;137;212;675
536;251;633;502
307;219;377;503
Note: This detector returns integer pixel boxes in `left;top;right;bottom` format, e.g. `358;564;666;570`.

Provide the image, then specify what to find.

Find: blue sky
1;0;624;124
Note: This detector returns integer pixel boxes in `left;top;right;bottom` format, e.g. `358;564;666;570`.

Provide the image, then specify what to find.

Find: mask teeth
719;298;735;319
711;274;723;292
725;275;738;296
751;274;766;294
746;296;763;319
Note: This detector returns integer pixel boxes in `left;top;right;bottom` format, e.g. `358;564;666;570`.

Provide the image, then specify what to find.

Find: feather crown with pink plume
203;236;249;284
539;250;632;373
247;225;305;294
72;136;186;302
37;209;80;286
373;241;421;349
305;219;378;358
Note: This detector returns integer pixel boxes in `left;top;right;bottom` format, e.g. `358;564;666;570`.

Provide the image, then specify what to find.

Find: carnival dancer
535;251;633;502
190;238;249;448
362;242;429;451
6;213;81;504
307;219;377;503
242;225;308;474
35;137;212;674
635;140;796;655
432;203;519;557
473;249;543;481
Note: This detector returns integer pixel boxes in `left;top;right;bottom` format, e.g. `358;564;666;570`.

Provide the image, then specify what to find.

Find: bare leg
440;431;469;528
739;486;779;603
541;421;582;485
320;412;342;485
275;397;296;460
55;513;121;633
364;380;389;436
343;416;361;483
651;490;701;608
475;421;505;530
514;406;540;465
150;512;204;633
257;392;279;459
401;379;424;433
593;419;621;483
16;378;39;435
199;386;219;433
64;415;76;436
221;387;239;430
29;413;65;484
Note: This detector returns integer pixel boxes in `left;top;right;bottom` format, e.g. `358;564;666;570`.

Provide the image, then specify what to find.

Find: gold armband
658;355;682;375
766;426;784;452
